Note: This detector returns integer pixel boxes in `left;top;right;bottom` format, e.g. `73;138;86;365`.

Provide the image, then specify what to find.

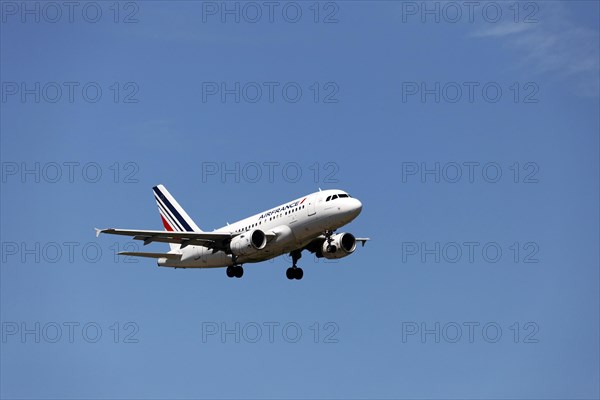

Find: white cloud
472;22;536;38
472;3;599;97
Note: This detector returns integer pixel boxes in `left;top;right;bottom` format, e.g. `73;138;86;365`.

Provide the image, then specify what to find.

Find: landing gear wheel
227;265;243;278
286;250;304;280
286;267;304;280
226;266;235;278
286;267;295;280
234;266;244;278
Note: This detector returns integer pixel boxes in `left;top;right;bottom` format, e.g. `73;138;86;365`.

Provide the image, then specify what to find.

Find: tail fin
153;184;202;251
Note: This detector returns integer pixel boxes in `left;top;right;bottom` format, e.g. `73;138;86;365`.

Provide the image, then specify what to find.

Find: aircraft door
307;195;316;216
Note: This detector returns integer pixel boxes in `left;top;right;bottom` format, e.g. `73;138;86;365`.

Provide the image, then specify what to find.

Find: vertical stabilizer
152;184;202;251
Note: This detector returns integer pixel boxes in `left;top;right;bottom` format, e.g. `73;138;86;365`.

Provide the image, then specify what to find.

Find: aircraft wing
96;228;234;251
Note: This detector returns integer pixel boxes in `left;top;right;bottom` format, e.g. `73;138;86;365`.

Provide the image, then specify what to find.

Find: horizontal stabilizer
118;251;182;260
355;237;370;247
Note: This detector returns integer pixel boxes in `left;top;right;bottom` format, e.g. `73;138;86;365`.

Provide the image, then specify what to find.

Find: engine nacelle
320;233;357;259
230;229;267;256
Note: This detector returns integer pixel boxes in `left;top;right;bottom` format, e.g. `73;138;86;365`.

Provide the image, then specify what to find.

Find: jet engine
230;229;267;256
320;233;357;259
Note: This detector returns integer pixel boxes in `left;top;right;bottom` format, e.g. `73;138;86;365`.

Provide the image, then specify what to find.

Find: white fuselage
159;189;362;268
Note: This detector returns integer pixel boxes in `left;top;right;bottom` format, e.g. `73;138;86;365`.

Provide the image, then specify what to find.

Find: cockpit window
326;195;331;202
338;194;349;198
332;194;338;200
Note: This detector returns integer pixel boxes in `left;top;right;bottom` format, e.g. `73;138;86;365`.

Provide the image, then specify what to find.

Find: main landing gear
226;265;244;278
227;255;244;278
286;250;303;280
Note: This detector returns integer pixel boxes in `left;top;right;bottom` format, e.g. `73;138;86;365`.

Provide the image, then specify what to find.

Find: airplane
96;185;369;280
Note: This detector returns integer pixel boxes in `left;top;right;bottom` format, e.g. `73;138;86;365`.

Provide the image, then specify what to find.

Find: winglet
95;228;103;238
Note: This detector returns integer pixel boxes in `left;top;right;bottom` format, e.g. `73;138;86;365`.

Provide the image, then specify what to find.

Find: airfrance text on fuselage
259;199;304;220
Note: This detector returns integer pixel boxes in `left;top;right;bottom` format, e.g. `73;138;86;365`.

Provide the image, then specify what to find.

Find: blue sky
1;1;598;398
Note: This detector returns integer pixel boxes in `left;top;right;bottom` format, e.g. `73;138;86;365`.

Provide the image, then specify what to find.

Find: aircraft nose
351;198;363;215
